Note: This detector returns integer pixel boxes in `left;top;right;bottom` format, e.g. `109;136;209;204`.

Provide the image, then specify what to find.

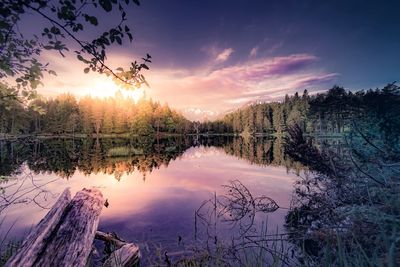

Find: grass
284;123;400;267
106;147;144;157
143;225;295;266
0;241;20;266
0;217;20;267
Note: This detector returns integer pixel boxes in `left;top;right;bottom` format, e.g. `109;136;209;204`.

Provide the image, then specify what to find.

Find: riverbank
0;132;241;140
0;131;347;141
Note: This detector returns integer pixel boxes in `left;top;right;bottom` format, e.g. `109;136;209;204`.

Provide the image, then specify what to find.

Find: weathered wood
95;231;127;249
102;243;140;267
6;187;104;267
5;188;71;267
34;188;104;267
95;231;141;267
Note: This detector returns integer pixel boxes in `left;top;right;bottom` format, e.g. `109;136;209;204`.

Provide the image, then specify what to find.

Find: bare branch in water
0;169;59;213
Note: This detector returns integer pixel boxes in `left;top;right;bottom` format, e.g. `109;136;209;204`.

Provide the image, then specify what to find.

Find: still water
0;136;302;264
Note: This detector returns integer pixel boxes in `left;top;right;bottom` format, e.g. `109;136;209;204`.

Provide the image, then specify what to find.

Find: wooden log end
103;243;140;267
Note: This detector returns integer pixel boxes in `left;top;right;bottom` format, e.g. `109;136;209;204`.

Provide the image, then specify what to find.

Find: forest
1;83;399;137
0;85;192;136
211;83;400;136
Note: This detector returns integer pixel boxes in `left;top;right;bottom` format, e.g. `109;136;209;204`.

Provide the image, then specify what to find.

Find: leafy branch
0;0;151;99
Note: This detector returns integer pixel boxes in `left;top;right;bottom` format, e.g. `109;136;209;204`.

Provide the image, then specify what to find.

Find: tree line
1;83;399;137
206;83;400;136
0;88;192;136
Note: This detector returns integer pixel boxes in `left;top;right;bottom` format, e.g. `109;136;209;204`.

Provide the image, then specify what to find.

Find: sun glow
89;77;145;103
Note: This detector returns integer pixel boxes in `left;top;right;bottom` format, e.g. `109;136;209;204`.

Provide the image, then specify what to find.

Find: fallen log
95;231;127;249
6;187;103;267
6;187;140;267
32;188;104;267
5;188;72;267
103;243;140;267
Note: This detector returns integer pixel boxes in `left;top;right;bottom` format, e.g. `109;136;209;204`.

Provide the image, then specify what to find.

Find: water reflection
0;136;306;265
0;136;305;179
0;137;193;179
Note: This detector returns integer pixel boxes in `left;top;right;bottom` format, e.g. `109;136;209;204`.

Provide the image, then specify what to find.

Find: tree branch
24;3;135;87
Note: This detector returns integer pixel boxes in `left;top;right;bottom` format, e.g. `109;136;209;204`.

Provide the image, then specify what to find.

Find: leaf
99;0;112;12
84;67;90;73
127;32;133;42
140;64;149;70
91;16;99;26
84;14;98;26
50;26;60;34
132;0;140;6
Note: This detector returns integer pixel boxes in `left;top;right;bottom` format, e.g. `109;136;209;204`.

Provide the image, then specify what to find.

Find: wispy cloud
202;45;234;63
215;48;234;62
250;46;258;57
146;53;338;119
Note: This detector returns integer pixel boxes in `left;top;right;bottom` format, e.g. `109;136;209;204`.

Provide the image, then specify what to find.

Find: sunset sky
30;0;400;120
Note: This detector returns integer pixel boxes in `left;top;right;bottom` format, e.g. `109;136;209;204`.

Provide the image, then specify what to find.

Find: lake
0;136;304;265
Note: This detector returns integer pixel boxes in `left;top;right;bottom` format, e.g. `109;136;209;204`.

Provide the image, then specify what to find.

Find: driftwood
33;188;104;267
6;187;140;267
103;243;140;267
5;188;72;267
95;231;140;267
6;187;103;267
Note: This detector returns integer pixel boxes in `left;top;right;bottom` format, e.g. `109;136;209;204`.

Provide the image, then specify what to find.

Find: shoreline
0;132;346;141
0;132;238;141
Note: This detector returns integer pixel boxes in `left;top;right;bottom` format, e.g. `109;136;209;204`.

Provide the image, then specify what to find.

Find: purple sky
24;0;400;120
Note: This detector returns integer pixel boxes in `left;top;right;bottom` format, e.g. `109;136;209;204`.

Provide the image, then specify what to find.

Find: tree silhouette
0;0;150;100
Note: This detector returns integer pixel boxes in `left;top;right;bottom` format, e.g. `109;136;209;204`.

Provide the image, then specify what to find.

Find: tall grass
284;123;400;267
0;217;20;267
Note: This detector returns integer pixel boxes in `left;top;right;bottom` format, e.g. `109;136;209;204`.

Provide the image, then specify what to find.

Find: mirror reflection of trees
0;136;306;181
213;136;305;174
0;137;192;180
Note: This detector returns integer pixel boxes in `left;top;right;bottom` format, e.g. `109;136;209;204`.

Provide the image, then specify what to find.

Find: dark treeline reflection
0;137;191;180
0;135;320;179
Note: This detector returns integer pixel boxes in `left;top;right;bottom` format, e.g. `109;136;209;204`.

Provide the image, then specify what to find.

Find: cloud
182;108;219;121
146;53;338;119
250;46;258;57
37;50;337;121
266;41;284;54
215;48;234;62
